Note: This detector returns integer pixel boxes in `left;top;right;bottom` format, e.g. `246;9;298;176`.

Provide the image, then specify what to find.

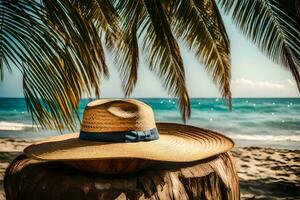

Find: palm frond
172;0;232;107
114;0;143;96
218;0;300;91
0;0;119;130
1;0;238;129
42;0;112;97
143;0;190;122
22;57;79;129
72;0;120;50
0;1;75;130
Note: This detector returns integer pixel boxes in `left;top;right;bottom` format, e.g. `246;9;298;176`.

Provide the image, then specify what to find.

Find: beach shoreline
0;139;299;200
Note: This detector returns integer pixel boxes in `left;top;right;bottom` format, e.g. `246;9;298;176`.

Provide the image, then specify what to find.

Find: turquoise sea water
0;98;299;149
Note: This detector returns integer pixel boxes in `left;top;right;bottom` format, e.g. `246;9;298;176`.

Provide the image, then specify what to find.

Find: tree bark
4;152;239;200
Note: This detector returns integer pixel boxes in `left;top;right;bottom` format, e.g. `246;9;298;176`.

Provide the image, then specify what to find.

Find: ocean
0;98;299;149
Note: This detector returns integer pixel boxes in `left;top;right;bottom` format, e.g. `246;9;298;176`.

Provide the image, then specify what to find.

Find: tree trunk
4;152;239;200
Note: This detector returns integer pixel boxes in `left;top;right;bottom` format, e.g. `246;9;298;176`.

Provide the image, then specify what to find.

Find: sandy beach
0;139;299;200
233;147;300;199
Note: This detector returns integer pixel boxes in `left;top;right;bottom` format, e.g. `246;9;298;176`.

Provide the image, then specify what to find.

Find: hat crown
81;99;156;133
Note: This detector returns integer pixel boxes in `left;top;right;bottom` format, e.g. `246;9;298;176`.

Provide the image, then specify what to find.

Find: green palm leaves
0;0;116;130
0;0;299;130
219;0;300;91
1;1;80;130
172;0;231;108
115;0;232;122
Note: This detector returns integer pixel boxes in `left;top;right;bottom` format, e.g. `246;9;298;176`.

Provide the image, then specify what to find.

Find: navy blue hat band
79;128;159;143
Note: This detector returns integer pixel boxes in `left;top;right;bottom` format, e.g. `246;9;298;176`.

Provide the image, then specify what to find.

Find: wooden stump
4;152;239;200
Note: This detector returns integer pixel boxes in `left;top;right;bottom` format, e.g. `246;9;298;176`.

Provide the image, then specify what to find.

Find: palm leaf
114;0;143;96
218;0;300;91
0;1;76;130
143;0;190;122
172;0;232;107
1;0;236;129
0;0;119;130
42;0;112;97
72;0;120;51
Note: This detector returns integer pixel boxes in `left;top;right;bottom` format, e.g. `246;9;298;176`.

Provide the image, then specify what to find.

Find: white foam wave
0;121;38;131
228;134;300;142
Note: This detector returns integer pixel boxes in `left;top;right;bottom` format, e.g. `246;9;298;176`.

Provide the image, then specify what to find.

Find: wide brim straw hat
24;99;234;173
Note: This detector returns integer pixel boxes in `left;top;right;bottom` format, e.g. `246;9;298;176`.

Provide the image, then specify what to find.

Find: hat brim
24;123;234;162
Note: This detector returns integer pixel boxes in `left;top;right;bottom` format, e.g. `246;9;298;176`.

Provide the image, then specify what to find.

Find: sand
233;147;300;199
0;139;299;200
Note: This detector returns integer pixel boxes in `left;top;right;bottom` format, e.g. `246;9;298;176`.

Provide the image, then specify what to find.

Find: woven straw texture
24;99;234;166
81;99;156;132
24;123;234;162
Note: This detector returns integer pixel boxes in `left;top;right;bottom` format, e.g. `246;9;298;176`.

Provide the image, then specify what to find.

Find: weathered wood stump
4;152;239;200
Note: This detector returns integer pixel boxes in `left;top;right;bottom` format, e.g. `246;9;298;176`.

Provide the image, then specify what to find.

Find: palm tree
0;0;299;130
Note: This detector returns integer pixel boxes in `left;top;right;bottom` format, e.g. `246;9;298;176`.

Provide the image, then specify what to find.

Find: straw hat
24;99;234;174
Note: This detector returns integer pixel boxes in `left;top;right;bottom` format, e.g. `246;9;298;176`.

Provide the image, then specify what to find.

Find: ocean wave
228;134;300;142
0;121;38;131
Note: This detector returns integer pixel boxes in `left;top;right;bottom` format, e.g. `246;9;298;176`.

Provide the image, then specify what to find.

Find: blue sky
0;15;299;98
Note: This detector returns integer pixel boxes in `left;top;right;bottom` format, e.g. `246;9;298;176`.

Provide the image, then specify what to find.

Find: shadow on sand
240;179;300;200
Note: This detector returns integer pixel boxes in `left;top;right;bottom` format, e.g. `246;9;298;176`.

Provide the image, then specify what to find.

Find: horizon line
0;96;299;99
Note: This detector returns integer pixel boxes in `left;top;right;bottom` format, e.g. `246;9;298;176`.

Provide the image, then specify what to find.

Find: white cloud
233;78;285;90
230;78;300;97
287;79;296;86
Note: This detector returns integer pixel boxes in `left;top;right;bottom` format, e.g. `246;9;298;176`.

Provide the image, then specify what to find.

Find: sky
0;14;299;98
